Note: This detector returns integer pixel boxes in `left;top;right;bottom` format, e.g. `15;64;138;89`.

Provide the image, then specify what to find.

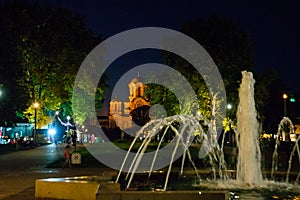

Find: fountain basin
35;176;115;200
35;176;229;200
97;190;229;200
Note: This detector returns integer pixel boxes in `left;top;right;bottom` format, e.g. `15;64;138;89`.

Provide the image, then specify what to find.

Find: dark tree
130;105;150;126
147;16;254;122
262;78;288;132
0;1;107;126
254;68;278;124
180;16;254;114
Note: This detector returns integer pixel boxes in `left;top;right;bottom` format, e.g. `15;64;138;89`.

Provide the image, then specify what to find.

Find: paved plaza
0;143;116;200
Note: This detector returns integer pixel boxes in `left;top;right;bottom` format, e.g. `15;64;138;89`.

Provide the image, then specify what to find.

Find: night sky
42;0;300;90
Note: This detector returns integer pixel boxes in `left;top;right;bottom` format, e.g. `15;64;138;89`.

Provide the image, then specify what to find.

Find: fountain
271;117;300;183
35;71;300;199
116;71;263;188
115;114;227;191
114;70;300;198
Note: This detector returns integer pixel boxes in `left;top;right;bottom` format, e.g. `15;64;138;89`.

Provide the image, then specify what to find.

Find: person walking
62;145;71;168
66;129;71;144
71;130;77;149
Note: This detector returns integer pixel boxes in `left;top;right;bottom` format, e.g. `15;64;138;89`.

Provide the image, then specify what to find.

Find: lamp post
226;103;233;145
283;93;288;117
55;111;59;132
67;115;71;131
55;111;59;141
227;103;233;119
33;102;39;143
66;116;71;144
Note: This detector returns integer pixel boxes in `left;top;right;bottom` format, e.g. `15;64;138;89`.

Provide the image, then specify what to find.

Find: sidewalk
0;143;117;200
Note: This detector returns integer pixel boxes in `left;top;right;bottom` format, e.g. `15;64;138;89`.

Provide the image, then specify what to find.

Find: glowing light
33;102;39;108
227;104;232;110
48;129;56;136
283;93;288;99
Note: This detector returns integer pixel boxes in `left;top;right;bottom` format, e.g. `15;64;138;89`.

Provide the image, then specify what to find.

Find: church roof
130;72;144;84
111;97;120;102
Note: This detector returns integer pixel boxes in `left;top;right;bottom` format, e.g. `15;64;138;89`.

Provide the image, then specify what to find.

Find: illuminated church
108;73;150;130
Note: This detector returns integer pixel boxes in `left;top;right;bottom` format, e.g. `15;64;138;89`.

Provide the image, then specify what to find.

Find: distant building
294;124;300;135
291;124;300;141
97;116;109;129
108;73;150;130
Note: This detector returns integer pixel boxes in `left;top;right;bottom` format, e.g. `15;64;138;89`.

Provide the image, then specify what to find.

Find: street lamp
67;115;71;132
227;104;232;110
33;102;39;143
283;93;288;117
226;103;233;119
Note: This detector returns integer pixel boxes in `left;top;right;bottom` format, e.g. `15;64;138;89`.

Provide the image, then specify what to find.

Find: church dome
111;97;120;102
130;76;143;84
130;72;144;84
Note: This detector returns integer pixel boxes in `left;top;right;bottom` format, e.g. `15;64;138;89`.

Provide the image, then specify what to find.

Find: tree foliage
0;1;107;126
146;16;254;122
180;16;254;118
254;68;278;122
130;105;150;126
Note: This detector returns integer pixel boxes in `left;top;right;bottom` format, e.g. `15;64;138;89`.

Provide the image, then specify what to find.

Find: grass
46;145;106;168
46;141;208;169
46;142;154;168
113;140;168;152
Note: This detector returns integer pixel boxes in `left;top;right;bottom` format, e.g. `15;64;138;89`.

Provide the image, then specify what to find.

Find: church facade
108;74;150;130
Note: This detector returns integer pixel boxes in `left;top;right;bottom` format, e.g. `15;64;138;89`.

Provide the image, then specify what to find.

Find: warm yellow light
33;102;39;108
283;94;288;99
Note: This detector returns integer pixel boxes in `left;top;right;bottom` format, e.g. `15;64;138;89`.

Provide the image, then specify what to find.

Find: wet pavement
0;143;117;199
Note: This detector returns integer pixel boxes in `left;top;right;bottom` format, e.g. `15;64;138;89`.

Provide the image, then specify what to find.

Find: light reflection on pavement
0;143;62;199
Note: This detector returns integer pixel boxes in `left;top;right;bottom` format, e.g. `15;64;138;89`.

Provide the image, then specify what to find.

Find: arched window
137;87;141;96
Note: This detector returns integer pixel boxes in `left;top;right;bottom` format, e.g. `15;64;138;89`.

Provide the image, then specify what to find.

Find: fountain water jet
271;117;300;183
235;71;263;186
116;114;228;191
286;136;300;182
271;117;294;180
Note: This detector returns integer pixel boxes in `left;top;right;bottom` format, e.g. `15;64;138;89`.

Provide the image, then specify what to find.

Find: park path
0;143;63;199
0;143;117;200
